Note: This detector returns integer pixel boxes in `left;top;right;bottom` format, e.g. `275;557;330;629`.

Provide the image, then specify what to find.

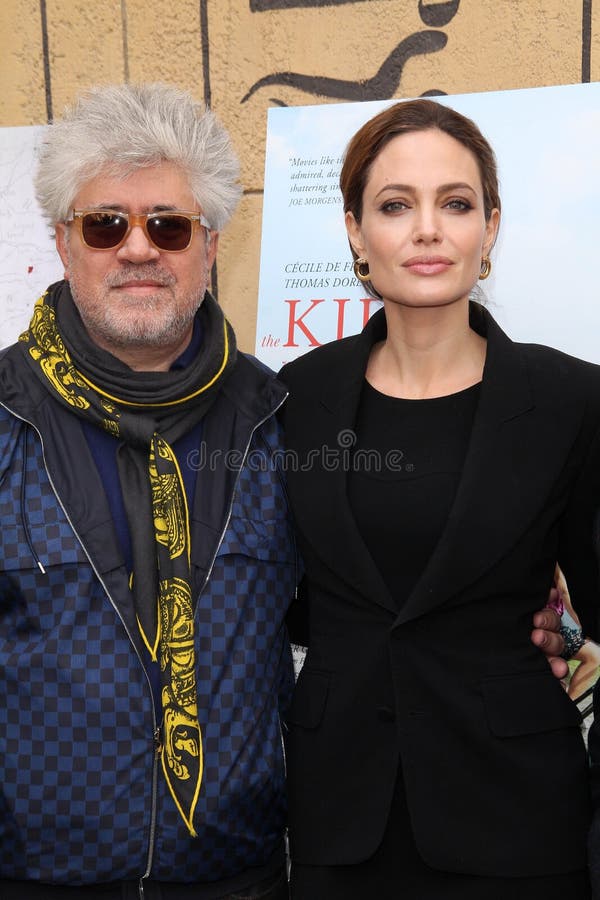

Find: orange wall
1;0;597;350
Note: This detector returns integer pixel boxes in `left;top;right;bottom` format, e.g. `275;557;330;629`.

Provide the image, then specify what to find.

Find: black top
348;380;480;607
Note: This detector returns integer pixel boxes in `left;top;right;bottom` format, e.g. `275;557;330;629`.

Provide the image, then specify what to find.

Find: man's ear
206;231;219;271
55;224;71;280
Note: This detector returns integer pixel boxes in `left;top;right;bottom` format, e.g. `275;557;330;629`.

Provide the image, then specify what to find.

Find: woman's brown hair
340;99;501;247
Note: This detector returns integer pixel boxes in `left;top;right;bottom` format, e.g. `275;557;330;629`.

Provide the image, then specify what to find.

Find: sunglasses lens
81;212;129;249
147;214;193;251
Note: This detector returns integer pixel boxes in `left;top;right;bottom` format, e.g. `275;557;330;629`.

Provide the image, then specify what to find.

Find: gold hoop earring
479;257;492;280
353;258;370;282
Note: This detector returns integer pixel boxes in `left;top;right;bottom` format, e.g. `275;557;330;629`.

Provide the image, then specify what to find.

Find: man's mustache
105;266;176;288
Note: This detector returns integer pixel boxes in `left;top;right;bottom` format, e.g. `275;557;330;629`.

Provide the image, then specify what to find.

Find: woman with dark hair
279;99;600;899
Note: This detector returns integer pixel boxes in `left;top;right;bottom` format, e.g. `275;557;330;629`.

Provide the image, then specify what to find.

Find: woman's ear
345;210;365;259
483;208;500;257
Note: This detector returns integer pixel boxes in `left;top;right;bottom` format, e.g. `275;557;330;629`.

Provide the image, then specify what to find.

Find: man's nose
116;224;161;262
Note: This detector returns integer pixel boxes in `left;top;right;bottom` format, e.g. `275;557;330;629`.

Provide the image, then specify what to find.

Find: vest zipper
20;424;46;574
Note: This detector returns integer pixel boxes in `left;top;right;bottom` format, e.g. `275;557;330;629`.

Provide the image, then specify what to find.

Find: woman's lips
402;256;453;275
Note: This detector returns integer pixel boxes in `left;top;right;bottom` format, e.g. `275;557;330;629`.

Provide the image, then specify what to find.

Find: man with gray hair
0;82;295;899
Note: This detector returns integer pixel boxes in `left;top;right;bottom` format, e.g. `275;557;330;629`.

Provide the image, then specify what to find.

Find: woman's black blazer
279;302;600;878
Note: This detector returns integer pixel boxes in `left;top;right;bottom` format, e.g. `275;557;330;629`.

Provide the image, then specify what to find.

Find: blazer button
376;705;396;722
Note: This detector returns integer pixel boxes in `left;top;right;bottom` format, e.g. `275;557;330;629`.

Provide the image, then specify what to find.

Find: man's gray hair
35;82;242;231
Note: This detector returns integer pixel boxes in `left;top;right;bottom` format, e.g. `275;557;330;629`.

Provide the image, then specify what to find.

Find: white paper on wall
0;125;62;349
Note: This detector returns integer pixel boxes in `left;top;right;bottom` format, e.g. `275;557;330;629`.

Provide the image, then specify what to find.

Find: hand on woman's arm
531;599;568;679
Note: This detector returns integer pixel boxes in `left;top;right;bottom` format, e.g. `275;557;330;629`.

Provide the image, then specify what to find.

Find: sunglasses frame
66;208;213;252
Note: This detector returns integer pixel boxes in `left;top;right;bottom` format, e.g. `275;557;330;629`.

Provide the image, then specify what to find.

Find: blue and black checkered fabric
0;364;297;886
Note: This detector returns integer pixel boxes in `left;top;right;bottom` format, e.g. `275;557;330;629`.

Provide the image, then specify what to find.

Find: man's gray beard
69;267;204;349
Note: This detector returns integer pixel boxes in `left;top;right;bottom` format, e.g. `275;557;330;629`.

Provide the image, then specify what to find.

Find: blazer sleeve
558;418;600;642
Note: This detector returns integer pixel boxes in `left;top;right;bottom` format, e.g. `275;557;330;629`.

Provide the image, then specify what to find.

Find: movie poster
255;82;600;372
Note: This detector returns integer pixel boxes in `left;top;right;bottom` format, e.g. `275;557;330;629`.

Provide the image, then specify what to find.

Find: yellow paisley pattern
160;576;202;836
150;439;188;559
23;297;92;412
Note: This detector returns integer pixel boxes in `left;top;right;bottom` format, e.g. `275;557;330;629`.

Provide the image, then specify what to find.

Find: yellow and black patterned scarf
19;280;237;836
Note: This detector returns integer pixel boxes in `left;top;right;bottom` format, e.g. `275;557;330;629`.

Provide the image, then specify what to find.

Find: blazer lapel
395;304;582;625
293;311;398;614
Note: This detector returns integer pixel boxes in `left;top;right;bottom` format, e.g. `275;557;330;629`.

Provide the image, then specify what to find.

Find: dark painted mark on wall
121;0;130;82
250;0;462;18
582;0;592;82
251;0;358;9
200;0;212;107
39;0;53;122
241;30;447;103
418;1;460;27
199;0;218;299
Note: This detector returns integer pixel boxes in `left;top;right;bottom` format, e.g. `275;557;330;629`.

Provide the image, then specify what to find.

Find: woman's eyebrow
374;181;478;199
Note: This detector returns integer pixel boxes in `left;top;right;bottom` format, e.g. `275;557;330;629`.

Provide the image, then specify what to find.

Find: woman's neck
366;300;486;399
